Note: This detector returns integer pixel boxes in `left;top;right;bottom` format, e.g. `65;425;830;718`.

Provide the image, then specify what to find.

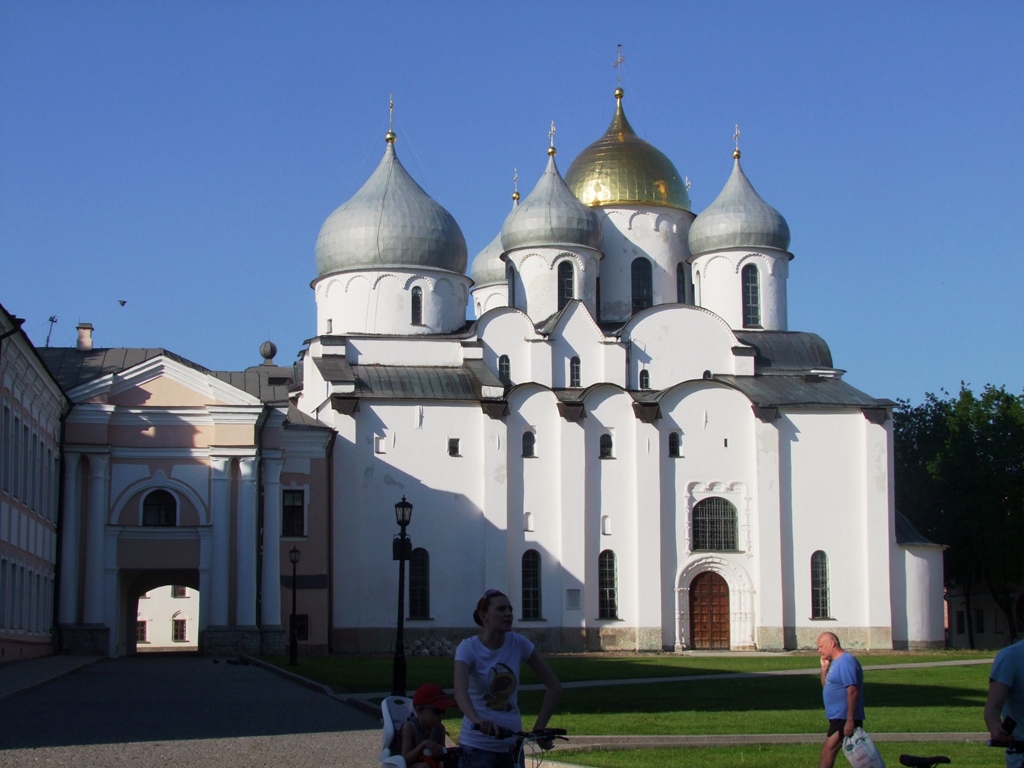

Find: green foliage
895;384;1024;644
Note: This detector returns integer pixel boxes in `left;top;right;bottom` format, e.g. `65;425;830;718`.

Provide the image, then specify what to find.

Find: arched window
409;548;430;619
569;356;581;388
599;433;614;459
506;263;517;308
598;550;618;619
522;430;536;458
411;286;423;325
143;490;176;527
811;550;830;619
557;261;574;311
676;263;686;303
522;550;541;620
498;355;511;387
639;369;651;390
742;264;760;328
631;258;653;314
692;497;738;550
668;432;681;458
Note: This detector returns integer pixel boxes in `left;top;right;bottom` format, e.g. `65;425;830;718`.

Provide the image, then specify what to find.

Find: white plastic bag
842;727;886;768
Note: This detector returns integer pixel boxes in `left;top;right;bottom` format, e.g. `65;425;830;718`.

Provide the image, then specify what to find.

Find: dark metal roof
895;511;942;547
211;366;296;405
713;374;887;408
37;347;210;391
352;365;479;400
734;331;833;371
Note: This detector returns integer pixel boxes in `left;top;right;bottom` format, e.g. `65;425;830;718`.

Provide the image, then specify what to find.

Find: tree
894;385;1024;648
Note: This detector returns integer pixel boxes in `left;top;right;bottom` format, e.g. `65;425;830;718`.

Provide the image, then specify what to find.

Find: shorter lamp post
288;546;300;667
391;496;413;696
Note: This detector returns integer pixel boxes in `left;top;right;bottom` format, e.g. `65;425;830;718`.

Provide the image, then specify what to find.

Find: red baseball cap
413;683;456;710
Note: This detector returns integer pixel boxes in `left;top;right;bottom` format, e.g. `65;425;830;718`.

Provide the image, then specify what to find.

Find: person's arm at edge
985;679;1012;742
525;650;563;733
454;659;496;736
844;684;859;737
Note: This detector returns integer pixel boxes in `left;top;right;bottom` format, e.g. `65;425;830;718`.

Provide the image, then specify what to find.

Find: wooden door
690;572;730;649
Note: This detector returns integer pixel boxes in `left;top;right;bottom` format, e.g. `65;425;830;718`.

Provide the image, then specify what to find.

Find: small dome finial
733;123;741;159
512;168;520;202
385;92;397;144
260;340;277;364
548;121;557;156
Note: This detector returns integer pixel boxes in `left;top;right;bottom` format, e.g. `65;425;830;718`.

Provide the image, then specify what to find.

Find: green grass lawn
264;651;994;763
553;741;997;768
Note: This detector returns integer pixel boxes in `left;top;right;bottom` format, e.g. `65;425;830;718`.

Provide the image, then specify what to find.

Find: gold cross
614;44;625;85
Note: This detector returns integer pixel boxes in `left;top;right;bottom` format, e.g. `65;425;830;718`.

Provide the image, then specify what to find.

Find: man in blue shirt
985;638;1024;767
817;632;865;768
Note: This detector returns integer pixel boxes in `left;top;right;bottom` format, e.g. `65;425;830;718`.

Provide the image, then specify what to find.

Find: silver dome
315;141;467;277
470;230;506;287
501;154;603;252
688;154;790;257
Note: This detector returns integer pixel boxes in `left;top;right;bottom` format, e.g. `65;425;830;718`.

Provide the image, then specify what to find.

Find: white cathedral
3;87;945;661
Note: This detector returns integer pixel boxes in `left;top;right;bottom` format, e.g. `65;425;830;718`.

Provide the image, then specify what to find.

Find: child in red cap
395;683;456;768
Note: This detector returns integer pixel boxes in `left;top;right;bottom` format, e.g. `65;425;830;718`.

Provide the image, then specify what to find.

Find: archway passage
127;569;201;655
690;571;730;649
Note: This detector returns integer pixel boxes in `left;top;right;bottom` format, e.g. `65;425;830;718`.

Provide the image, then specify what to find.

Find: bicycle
469;725;568;767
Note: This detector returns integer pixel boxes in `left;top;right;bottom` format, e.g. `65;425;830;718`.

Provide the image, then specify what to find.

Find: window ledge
809;617;836;621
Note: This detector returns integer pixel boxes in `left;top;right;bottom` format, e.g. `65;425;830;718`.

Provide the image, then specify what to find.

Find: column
58;451;82;625
260;453;283;627
235;456;258;626
82;452;110;624
209;456;231;626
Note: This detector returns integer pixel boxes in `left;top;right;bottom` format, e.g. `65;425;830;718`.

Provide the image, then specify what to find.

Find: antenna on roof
45;316;57;347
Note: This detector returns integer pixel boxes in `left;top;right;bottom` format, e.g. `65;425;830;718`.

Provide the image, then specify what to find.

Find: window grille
143;490;176;526
448;438;460;456
639;369;651;390
668;432;681;457
282;489;305;537
522;431;536;458
411;286;423;325
631;258;653;313
522;550;541;620
171;585;186;598
498;355;511;387
598;550;618;619
811;551;830;619
676;263;687;303
569;356;581;388
692;497;738;550
172;619;187;642
742;264;761;328
599;434;613;459
557;261;574;311
409;548;430;619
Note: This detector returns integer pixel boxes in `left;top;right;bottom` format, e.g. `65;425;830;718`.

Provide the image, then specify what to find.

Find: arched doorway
689;571;730;649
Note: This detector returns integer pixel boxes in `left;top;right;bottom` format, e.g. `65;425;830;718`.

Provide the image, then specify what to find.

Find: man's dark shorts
826;719;863;737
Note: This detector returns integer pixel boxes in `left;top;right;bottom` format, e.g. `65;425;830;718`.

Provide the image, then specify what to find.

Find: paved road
0;654;381;767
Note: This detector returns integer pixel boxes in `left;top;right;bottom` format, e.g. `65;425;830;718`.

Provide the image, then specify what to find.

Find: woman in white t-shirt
453;589;562;768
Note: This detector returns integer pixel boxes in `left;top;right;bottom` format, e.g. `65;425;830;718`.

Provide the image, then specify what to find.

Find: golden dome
565;90;690;211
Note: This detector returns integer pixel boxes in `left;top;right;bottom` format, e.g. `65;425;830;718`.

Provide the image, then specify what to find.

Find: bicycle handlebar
471;725;568;741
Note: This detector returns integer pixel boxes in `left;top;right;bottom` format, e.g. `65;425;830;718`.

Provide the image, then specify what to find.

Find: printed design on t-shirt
483;662;517;711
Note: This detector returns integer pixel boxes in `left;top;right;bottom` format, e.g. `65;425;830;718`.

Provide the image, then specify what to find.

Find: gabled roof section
37;347;210;391
211;364;297;406
534;299;604;338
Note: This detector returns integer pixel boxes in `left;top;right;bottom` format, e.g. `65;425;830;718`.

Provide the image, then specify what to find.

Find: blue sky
2;1;1021;404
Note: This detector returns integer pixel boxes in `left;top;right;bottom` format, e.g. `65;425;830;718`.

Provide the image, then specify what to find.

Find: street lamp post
288;546;300;667
392;496;413;696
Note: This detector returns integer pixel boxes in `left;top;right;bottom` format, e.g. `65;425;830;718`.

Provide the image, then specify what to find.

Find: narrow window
598;550;618;619
569;356;581;388
411;286;423;325
692;497;738;550
447;438;461;457
136;620;148;643
506;263;517;308
522;431;536;458
742;264;761;328
171;585;186;598
811;551;830;619
522;550;541;620
282;489;305;537
631;258;653;314
409;548;430;619
676;263;686;303
557;261;574;311
599;433;614;459
143;490;176;527
668;432;681;458
639;369;651;390
1;405;10;493
498;355;511;387
172;618;187;642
